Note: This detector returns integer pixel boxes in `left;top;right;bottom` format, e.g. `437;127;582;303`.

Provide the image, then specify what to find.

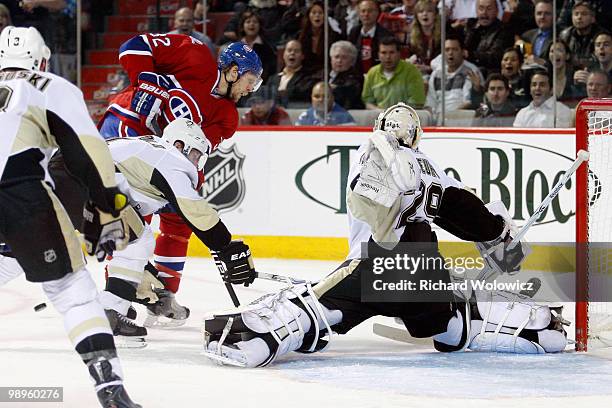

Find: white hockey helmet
0;26;51;72
162;118;212;170
373;102;423;149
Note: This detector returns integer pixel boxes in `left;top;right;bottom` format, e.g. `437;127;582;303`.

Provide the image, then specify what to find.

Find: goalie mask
0;26;51;72
162;118;212;171
373;102;422;149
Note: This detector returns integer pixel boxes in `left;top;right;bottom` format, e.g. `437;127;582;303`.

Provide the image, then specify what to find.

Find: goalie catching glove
213;240;256;286
82;189;130;261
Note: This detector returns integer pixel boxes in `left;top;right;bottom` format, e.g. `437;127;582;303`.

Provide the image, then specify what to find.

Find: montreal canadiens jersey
346;139;463;259
0;69;116;191
108;136;220;234
106;33;238;149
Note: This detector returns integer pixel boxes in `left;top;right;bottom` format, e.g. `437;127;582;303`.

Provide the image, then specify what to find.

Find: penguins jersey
0;69;117;195
346;140;463;259
107;136;230;249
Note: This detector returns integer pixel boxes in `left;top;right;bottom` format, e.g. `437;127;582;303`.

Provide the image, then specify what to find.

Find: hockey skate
143;289;190;328
105;309;147;348
88;357;142;408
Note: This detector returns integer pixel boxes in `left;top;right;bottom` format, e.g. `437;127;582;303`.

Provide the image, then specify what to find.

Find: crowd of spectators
4;0;609;127
207;0;612;127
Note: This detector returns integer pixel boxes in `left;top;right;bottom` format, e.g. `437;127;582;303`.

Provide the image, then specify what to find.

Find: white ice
2;258;612;408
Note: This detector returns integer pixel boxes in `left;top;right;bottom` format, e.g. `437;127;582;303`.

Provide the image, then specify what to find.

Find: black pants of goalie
317;255;457;338
0;179;85;282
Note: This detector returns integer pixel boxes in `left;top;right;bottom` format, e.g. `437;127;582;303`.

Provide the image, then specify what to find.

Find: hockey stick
210;251;241;307
255;271;309;285
476;149;590;282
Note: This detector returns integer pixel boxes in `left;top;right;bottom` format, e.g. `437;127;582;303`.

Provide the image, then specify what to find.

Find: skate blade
114;335;147;349
143;314;187;329
201;350;247;367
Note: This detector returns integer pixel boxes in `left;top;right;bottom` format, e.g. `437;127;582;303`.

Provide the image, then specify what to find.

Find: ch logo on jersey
201;144;246;213
163;88;203;124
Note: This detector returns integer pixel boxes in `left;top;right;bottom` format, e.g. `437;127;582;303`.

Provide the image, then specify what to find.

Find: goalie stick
370;150;587;344
476;149;589;282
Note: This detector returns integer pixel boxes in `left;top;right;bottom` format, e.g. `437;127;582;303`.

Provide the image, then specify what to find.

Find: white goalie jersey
347;138;463;259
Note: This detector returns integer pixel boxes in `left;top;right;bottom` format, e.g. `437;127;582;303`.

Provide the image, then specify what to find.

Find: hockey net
576;99;612;351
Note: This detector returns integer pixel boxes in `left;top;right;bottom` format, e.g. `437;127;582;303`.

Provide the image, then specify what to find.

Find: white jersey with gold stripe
0;69;116;190
108;136;220;235
347;139;463;259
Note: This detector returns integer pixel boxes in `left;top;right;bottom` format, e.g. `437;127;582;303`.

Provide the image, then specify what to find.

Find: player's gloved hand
214;240;256;286
136;264;165;304
82;189;130;262
479;217;527;275
130;72;172;133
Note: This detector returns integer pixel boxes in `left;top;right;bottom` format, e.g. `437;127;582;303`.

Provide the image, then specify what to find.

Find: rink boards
186;126;576;270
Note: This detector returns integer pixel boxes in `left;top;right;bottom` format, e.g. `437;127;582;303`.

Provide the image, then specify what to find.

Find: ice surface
2;258;612;408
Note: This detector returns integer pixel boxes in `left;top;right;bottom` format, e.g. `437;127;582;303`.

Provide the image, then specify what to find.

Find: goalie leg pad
467;290;568;354
203;283;342;367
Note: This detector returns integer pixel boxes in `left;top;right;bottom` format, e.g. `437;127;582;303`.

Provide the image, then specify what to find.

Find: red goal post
575;98;612;351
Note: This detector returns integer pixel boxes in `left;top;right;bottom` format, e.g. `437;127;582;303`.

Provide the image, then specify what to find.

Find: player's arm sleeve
119;34;156;85
46;80;119;206
433;186;504;242
150;169;231;251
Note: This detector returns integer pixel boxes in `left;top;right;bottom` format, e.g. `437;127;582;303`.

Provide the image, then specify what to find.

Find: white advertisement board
203;128;576;243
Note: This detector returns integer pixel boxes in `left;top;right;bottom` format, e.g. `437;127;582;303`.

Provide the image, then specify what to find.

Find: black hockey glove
82;190;130;261
214;240;256;286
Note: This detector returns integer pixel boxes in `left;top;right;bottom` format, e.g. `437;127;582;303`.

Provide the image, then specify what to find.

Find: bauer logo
201;144;246;213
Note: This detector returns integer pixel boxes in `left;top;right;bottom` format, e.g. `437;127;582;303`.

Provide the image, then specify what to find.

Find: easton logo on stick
201;144;246;213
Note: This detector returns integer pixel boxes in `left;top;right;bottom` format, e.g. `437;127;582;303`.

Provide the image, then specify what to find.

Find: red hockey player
98;34;263;327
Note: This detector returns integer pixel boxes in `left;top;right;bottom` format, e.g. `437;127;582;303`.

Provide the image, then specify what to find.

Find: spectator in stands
585;70;611;98
390;0;417;27
574;32;612;86
558;0;612;33
473;73;518;127
426;36;484;124
266;39;321;108
334;0;361;37
329;40;364;109
464;0;514;77
348;0;393;75
408;0;440;77
296;81;356;126
238;9;276;83
559;1;603;69
169;7;215;57
0;4;11;33
503;0;536;38
241;86;292;125
520;0;554;67
362;37;425;109
546;40;585;107
513;70;573;127
500;47;531;109
298;1;342;72
220;0;284;46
